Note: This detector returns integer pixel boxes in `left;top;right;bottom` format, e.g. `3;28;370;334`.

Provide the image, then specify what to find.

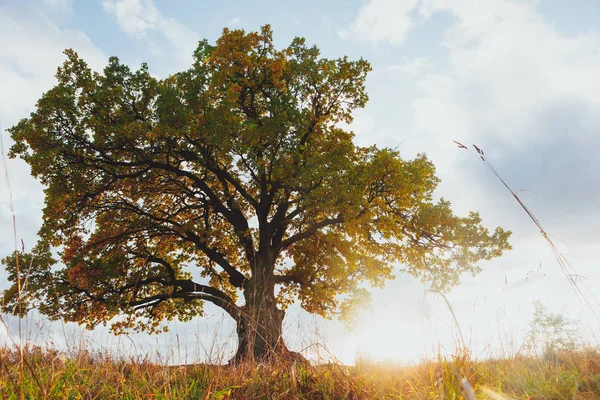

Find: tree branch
278;214;344;250
84;199;248;288
273;274;305;285
129;281;239;320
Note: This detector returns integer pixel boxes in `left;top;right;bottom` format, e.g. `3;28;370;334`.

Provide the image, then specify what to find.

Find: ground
1;345;599;399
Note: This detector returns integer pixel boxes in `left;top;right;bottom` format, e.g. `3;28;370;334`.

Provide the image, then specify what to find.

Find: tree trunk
234;302;287;362
232;274;289;362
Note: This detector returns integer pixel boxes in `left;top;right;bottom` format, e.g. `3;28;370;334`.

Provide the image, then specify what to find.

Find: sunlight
353;310;434;364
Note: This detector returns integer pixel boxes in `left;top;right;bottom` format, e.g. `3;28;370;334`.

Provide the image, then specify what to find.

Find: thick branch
273;274;305;285
269;194;292;249
130;288;240;320
278;214;344;250
180;230;248;288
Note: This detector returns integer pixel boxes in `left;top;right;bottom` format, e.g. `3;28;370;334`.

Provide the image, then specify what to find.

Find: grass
0;343;599;399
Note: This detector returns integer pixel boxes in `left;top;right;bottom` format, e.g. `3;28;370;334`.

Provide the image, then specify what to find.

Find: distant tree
2;26;511;362
525;300;578;359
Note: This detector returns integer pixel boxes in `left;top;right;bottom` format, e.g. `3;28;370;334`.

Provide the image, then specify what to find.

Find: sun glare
353;311;434;364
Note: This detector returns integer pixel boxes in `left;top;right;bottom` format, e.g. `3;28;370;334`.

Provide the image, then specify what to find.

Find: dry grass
0;344;599;399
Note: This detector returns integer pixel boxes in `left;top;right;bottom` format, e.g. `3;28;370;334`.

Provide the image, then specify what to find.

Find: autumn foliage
2;26;510;361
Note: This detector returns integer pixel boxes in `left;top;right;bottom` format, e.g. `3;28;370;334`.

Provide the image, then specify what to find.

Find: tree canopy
2;25;510;360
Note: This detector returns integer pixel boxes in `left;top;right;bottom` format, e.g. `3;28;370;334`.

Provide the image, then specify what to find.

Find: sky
1;0;600;365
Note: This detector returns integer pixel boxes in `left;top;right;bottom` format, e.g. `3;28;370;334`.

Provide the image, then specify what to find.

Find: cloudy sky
1;0;600;364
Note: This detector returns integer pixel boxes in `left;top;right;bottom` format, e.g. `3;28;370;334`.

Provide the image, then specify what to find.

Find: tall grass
0;343;599;399
1;121;29;399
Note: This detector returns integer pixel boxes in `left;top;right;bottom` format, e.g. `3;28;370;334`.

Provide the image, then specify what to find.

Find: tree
525;300;578;360
2;26;511;362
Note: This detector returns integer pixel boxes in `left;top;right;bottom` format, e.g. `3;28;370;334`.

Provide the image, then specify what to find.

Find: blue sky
1;0;600;364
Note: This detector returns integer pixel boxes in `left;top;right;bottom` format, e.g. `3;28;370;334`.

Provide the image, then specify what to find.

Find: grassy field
1;344;599;399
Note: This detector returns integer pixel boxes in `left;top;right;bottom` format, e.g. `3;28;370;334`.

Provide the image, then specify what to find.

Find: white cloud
102;0;159;39
227;17;242;27
387;57;432;75
102;0;199;69
0;16;106;123
0;4;107;276
40;0;74;19
341;0;420;45
408;0;600;150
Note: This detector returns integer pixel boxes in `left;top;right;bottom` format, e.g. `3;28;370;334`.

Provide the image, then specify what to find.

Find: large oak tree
2;26;510;361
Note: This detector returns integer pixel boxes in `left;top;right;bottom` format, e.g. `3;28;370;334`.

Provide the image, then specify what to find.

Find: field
1;343;600;399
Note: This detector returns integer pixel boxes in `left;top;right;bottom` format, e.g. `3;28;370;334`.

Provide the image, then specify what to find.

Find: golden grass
0;344;599;399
